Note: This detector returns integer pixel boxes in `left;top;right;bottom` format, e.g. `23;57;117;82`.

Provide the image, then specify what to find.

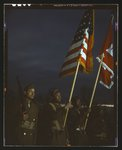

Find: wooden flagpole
63;60;80;128
83;53;104;131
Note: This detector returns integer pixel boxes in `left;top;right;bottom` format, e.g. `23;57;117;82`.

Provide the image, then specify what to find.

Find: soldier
17;84;39;145
67;96;89;146
66;96;82;145
86;107;108;146
37;88;72;146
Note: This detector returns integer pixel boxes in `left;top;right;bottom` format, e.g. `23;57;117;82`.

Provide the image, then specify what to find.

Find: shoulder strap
49;102;56;111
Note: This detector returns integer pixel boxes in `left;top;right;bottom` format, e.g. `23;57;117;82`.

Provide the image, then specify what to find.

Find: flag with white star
60;9;94;77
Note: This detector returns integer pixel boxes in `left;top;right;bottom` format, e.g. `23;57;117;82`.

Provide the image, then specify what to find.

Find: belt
21;120;36;130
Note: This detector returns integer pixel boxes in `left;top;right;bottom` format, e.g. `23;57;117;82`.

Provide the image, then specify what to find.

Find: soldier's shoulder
42;102;56;112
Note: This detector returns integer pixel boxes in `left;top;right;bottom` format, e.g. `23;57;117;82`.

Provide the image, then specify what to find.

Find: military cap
24;83;35;92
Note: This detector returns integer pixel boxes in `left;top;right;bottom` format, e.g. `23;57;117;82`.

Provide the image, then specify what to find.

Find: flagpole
63;60;80;128
83;53;104;131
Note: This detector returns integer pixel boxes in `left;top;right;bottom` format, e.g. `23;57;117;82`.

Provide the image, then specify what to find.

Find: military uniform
67;108;82;145
17;99;39;145
67;106;88;146
37;102;67;146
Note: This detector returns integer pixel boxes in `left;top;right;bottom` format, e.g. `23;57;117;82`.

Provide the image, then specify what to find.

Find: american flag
96;16;114;89
60;9;94;77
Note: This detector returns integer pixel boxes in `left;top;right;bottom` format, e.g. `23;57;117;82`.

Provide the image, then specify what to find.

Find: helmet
50;88;60;97
24;83;35;92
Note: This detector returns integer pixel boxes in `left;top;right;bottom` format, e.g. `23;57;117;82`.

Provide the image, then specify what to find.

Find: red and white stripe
60;28;89;77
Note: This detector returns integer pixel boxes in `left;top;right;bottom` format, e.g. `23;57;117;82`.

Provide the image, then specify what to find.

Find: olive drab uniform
17;99;39;145
37;102;67;145
67;106;89;146
67;107;82;145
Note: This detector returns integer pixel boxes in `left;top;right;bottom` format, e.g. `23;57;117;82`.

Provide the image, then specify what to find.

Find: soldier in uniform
37;88;72;146
17;84;39;145
67;96;82;145
67;96;89;146
86;107;108;146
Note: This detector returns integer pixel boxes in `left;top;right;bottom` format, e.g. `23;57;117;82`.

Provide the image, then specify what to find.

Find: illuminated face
26;88;35;100
54;92;61;103
76;99;81;107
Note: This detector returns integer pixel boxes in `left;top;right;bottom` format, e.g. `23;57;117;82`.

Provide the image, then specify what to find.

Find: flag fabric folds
60;9;94;77
96;16;114;89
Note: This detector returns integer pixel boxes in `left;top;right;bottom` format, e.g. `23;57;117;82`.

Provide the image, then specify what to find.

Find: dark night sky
5;4;117;104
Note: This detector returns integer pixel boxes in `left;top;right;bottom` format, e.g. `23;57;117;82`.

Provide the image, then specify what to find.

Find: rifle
16;76;26;113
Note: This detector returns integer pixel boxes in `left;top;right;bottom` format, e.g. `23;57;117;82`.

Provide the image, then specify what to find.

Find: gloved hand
65;102;73;109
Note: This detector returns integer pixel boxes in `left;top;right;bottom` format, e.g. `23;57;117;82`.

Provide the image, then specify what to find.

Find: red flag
96;16;114;89
60;9;94;77
85;22;94;73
